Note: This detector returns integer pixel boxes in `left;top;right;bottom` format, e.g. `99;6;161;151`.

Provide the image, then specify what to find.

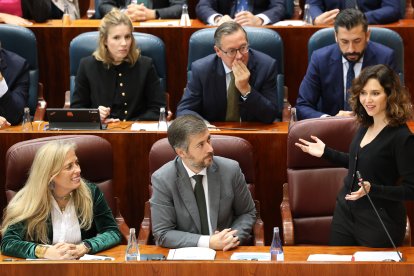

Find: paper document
231;252;271;261
139;21;179;27
353;251;402;262
167;247;216;260
273;20;307;26
307;254;353;262
131;122;166;131
79;254;115;261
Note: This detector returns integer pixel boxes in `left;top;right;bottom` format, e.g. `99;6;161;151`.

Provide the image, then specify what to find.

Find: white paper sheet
230;252;271;261
307;254;353;262
167;247;216;260
353;251;402;262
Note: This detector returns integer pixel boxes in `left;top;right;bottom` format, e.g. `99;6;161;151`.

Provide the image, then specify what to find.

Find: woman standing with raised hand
296;64;414;247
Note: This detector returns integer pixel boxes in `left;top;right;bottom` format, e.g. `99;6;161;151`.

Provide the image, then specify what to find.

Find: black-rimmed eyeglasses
218;44;249;58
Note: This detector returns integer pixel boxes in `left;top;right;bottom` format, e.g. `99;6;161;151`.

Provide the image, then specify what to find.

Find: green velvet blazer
0;182;121;258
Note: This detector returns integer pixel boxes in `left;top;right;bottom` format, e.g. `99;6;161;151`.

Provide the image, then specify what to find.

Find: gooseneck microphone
356;171;404;262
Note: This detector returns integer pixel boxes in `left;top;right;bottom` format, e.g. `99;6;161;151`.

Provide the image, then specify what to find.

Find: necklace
52;192;71;201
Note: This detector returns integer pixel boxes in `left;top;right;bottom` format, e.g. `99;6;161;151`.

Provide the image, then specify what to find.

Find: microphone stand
356;171;404;262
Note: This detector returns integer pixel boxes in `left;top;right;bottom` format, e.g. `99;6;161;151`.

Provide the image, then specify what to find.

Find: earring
48;181;55;190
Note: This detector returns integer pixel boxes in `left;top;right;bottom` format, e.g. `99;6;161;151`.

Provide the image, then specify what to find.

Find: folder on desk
47;108;104;130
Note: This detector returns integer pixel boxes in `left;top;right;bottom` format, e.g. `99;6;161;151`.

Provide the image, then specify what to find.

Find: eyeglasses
218;44;249;58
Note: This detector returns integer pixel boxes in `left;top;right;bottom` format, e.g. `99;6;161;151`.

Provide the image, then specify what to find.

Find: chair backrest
5;135;117;216
69;31;167;98
0;24;39;116
187;27;285;120
286;117;359;244
149;135;256;197
307;27;404;83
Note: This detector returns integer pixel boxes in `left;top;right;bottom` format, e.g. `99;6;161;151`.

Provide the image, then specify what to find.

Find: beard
343;50;364;63
188;152;214;170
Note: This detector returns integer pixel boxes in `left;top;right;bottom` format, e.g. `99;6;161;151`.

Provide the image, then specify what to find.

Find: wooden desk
2;245;414;275
0;122;288;245
28;19;414;111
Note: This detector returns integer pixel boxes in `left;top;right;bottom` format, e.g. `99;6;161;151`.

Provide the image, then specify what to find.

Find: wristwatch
82;241;92;253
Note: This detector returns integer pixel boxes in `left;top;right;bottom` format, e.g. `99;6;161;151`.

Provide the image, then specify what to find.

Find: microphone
356;171;404;262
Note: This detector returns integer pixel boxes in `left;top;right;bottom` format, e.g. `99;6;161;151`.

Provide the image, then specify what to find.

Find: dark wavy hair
349;64;412;127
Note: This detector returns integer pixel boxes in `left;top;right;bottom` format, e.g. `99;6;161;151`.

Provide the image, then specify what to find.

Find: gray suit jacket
150;156;256;248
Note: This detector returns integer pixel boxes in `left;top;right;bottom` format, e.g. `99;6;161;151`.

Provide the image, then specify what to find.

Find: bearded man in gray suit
150;115;256;250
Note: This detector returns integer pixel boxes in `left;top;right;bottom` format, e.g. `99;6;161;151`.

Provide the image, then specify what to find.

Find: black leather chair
0;24;46;120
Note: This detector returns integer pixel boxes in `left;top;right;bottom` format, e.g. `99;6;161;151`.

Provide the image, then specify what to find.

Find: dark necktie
225;72;240;122
345;61;355;111
344;0;357;9
193;175;209;235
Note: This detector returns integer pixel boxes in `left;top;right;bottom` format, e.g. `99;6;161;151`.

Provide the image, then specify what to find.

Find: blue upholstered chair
308;27;404;83
68;31;170;117
0;24;46;120
69;31;167;96
187;27;285;120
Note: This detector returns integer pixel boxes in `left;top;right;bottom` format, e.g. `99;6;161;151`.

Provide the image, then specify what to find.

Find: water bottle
21;107;33;132
270;227;284;261
303;4;313;25
158;107;168;131
125;228;140;261
62;4;71;26
179;4;191;27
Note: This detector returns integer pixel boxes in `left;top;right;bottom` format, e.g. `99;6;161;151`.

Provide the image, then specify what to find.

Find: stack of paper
307;251;402;262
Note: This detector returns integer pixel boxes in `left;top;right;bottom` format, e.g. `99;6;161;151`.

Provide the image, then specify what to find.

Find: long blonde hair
93;8;140;67
1;141;93;244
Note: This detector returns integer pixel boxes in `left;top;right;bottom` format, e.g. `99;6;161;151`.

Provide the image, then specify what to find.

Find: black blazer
99;0;186;19
71;55;165;121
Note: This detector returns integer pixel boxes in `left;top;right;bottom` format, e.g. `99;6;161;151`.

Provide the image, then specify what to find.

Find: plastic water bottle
21;107;33;132
270;227;284;261
158;107;168;131
125;228;140;261
303;4;313;25
179;4;191;26
62;4;71;26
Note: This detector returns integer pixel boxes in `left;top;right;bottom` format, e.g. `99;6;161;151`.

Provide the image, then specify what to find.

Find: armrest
280;183;295;245
114;197;129;244
138;201;152;245
253;200;265;246
33;83;47;121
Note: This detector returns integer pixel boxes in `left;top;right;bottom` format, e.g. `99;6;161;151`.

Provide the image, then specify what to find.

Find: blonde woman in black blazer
71;9;165;122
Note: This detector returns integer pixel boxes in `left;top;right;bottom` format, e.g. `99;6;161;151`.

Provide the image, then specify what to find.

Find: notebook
46;108;105;130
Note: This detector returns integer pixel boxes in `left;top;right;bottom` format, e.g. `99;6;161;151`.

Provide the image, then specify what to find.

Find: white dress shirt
182;161;212;248
51;197;82;244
